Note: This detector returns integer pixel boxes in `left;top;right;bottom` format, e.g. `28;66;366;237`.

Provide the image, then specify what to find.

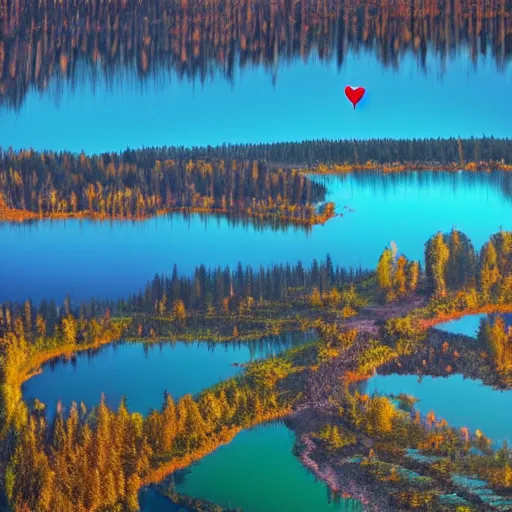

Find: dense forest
0;229;511;339
0;153;333;223
2;137;512;221
1;0;511;110
132;137;512;166
0;256;370;341
374;228;512;304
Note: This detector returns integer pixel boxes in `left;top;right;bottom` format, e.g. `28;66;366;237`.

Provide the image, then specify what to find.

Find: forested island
1;137;512;222
1;0;511;110
1;228;512;511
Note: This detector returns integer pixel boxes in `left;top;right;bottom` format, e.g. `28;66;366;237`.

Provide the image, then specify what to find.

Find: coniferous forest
2;137;512;222
2;0;512;511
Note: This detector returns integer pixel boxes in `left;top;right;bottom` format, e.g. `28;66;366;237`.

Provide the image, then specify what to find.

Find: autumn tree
407;261;420;292
425;232;450;297
377;248;394;294
172;299;186;328
479;241;501;301
446;229;477;289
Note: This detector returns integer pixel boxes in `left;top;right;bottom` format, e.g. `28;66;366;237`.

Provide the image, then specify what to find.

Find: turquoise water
2;51;510;153
367;314;512;447
367;373;512;447
435;312;512;337
139;488;190;512
22;333;313;419
172;423;362;512
2;171;510;303
435;314;488;337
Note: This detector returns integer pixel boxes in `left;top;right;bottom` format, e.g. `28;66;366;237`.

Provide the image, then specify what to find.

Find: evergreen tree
377;248;394;293
446;229;477;289
407;261;420;292
425;232;450;296
161;391;177;452
480;241;501;301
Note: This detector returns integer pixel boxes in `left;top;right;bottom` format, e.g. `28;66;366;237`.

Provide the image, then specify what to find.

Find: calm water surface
367;315;512;447
2;52;511;153
139;488;191;512
171;423;362;512
367;373;512;447
2;171;510;303
435;313;487;337
22;333;314;419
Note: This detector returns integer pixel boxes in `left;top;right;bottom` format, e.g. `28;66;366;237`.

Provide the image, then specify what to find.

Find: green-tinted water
173;423;362;512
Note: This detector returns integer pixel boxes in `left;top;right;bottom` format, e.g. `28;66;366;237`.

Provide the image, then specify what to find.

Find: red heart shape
345;86;365;110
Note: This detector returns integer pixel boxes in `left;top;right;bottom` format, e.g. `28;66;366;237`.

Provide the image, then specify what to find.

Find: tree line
374;229;512;306
154;136;512;167
2;137;512;221
5;136;512;169
424;229;512;301
0;153;329;223
0;256;370;341
2;0;510;110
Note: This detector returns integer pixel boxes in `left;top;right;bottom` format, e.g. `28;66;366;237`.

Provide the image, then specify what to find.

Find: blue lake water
367;373;512;447
2;171;510;304
1;52;511;154
172;423;362;512
368;315;512;447
22;333;314;419
435;313;488;337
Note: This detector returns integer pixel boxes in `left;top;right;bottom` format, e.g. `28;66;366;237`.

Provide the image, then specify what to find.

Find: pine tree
491;230;512;277
425;232;450;296
308;287;322;307
61;314;78;345
94;394;111;474
103;471;118;507
144;410;164;453
376;248;394;293
366;396;396;434
407;261;420;292
479;241;501;301
176;395;208;451
172;299;186;328
198;392;223;431
394;255;408;296
446;229;477;289
125;474;141;512
161;391;177;452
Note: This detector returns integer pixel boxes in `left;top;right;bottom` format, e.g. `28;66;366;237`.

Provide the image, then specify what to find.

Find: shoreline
417;304;512;330
301;162;512;174
142;410;291;488
285;407;393;512
18;302;512;390
11;300;512;511
0;204;335;226
2;161;511;224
